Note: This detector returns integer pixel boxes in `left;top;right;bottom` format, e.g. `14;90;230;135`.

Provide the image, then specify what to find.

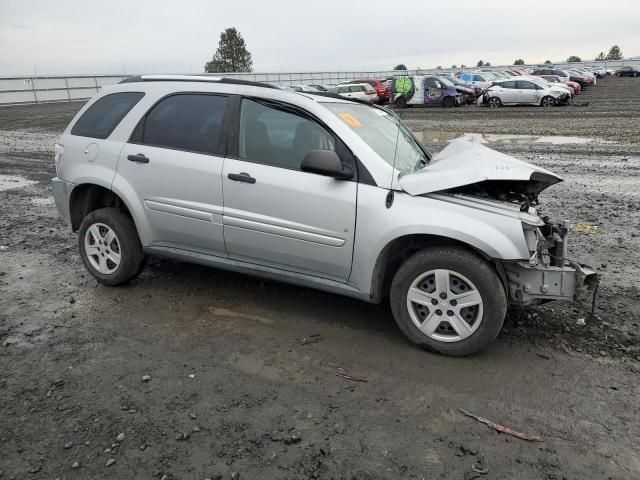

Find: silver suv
52;75;597;356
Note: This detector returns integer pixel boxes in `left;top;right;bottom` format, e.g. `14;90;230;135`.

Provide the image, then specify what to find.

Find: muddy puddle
414;131;617;145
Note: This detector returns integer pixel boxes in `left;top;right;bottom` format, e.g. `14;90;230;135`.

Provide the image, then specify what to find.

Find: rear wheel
443;96;455;108
390;247;507;356
540;96;556;107
395;96;407;109
78;207;145;286
488;96;502;108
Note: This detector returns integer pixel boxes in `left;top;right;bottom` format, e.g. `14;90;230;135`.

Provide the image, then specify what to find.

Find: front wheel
78;207;145;286
395;96;407;109
443;96;455;108
488;96;502;108
540;96;556;107
390;247;507;356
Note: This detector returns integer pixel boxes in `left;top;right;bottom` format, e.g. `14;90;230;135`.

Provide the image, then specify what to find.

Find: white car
520;75;574;98
285;85;322;93
458;72;498;89
328;83;378;103
485;78;570;107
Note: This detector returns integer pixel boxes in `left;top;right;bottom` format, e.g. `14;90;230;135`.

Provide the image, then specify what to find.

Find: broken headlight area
444;172;561;211
504;217;599;307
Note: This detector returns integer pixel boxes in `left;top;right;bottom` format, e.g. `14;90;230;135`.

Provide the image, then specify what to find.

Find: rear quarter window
71;92;144;139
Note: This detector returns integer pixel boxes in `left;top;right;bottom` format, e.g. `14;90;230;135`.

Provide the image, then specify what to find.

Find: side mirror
301;150;353;180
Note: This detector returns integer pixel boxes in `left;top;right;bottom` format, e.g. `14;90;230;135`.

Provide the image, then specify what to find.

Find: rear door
221;97;357;281
116;93;229;255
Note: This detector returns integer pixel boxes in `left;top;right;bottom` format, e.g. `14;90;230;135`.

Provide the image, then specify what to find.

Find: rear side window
133;94;227;155
517;81;536;90
71;92;144;139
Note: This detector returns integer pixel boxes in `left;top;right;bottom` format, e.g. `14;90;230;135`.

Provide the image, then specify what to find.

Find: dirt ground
1;76;639;480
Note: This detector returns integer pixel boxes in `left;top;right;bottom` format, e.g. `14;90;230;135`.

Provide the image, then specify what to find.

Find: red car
538;75;582;95
339;79;391;103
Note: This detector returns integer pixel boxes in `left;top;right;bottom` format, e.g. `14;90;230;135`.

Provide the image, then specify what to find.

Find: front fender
348;186;530;296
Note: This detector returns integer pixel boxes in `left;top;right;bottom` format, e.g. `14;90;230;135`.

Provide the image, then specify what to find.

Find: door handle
228;172;256;184
127;154;149;164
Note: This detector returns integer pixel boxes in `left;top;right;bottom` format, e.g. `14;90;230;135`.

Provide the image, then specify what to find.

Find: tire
540;96;556;107
443;96;455;108
488;96;502;108
78;207;145;286
389;247;507;356
395;96;407;109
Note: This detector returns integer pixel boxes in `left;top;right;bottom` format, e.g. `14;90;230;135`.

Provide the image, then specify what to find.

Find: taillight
54;143;64;176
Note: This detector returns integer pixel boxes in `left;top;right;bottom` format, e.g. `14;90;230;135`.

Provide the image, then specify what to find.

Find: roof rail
119;74;279;89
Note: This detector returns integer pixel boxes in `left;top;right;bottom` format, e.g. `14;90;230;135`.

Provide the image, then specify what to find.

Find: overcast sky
1;0;638;75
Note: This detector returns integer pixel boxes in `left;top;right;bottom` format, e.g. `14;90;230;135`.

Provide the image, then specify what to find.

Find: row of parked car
285;64;637;109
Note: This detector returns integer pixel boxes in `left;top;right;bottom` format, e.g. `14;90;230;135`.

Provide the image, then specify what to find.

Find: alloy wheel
84;223;121;274
406;269;484;343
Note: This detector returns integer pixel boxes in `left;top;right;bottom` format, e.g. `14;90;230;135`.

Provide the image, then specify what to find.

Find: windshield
323;103;429;174
436;76;455;87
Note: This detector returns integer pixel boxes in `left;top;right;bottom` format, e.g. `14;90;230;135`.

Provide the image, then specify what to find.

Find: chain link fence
1;60;638;106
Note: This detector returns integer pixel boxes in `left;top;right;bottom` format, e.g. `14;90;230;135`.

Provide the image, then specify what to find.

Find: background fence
1;59;638;106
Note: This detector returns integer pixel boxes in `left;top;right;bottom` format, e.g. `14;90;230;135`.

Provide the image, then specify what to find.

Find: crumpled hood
399;139;562;196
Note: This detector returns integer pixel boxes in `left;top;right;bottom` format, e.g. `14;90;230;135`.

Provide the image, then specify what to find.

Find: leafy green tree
460;64;466;68
595;51;606;61
204;27;253;73
476;60;484;67
451;64;457;68
544;60;552;65
567;55;582;63
606;45;623;60
513;59;525;65
485;62;491;66
394;64;408;70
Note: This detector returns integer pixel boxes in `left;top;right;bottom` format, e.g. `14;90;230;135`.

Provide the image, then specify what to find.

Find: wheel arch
369;233;508;304
442;95;456;107
69;183;136;233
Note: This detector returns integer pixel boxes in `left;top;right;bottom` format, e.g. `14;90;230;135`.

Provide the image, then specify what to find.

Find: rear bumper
504;261;599;305
52;177;75;225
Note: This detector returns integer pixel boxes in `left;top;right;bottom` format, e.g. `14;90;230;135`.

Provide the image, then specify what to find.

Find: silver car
52;75;597;356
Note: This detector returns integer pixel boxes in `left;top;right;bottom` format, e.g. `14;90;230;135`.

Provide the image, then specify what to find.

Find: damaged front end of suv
399;139;599;309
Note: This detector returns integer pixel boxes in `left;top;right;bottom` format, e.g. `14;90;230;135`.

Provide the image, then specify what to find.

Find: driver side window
238;99;336;171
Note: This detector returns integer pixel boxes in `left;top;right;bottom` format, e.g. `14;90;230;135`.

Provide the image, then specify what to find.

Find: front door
424;77;444;105
116;93;229;255
222;98;357;281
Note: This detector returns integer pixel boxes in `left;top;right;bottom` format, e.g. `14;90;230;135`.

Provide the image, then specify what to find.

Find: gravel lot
1;76;639;479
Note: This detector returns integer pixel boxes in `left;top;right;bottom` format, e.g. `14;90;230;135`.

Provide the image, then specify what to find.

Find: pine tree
204;28;253;73
606;45;623;60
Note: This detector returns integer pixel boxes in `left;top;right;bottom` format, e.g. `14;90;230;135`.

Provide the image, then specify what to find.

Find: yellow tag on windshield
338;113;363;128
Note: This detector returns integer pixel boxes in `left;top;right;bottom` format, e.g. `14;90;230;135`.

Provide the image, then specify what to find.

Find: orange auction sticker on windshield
338;113;363;128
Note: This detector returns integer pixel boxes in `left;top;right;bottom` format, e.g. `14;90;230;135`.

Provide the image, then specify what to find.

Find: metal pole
30;77;38;104
64;77;71;102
